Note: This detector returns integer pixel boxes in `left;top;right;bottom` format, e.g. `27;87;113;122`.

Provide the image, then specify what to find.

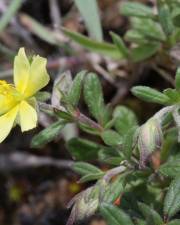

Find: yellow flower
0;48;50;142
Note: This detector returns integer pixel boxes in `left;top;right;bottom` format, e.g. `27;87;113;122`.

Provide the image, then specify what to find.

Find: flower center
0;80;22;115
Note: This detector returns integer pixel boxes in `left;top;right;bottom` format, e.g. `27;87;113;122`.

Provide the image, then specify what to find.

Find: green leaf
123;127;137;159
163;88;180;103
134;218;146;225
175;67;180;90
172;8;180;27
159;157;180;177
84;73;106;124
131;86;170;104
100;203;134;225
98;148;123;165
138;202;163;225
103;176;125;203
113;106;138;135
63;28;123;59
110;32;129;57
74;0;102;41
131;43;160;62
0;0;23;32
120;2;155;19
79;172;104;183
164;176;180;218
168;220;180;225
73;162;102;176
157;0;174;36
131;17;166;42
125;30;148;44
101;130;122;146
54;109;73;121
67;138;99;160
35;91;51;102
67;70;86;106
79;122;100;135
31;120;66;148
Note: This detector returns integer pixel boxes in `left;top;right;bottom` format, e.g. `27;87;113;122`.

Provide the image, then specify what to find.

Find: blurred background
0;0;174;224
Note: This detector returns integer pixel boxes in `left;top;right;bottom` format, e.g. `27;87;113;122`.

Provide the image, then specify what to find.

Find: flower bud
67;187;99;225
138;118;163;168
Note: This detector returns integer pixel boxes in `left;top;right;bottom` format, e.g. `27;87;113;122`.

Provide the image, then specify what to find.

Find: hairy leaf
164;176;180;218
131;86;170;104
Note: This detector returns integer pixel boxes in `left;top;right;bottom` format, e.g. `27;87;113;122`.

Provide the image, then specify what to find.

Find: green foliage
31;120;66;148
175;67;180;90
66;70;86;107
159;156;180;177
130;43;161;62
84;73;107;125
74;0;102;41
131;86;170;104
100;203;134;225
73;162;103;176
101;130;122;146
3;0;180;223
110;32;129;58
138;202;163;225
34;59;180;224
157;0;174;36
113;106;138;135
103;176;125;203
164;176;180;218
63;0;180;65
120;2;155;19
168;220;180;225
67;137;99;160
63;28;122;59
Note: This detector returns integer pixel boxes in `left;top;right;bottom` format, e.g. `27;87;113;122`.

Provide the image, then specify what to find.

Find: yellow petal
0;106;19;143
24;56;50;97
14;48;30;94
19;101;37;132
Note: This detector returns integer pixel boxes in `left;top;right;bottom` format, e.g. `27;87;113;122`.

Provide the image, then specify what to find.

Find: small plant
30;67;180;225
1;48;180;224
64;0;180;65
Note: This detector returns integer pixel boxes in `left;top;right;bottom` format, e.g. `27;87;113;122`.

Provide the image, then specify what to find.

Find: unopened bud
66;187;99;225
138;118;163;168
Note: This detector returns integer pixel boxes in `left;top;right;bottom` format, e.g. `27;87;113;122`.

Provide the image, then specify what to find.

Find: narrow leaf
67;70;86;106
164;176;180;218
63;28;123;59
123;127;137;159
100;203;134;225
138;202;163;225
74;0;103;41
157;0;174;36
79;172;104;183
110;32;129;57
0;0;23;32
120;2;155;19
20;14;58;45
73;162;102;176
131;86;170;104
175;67;180;90
84;73;105;124
31;120;66;148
